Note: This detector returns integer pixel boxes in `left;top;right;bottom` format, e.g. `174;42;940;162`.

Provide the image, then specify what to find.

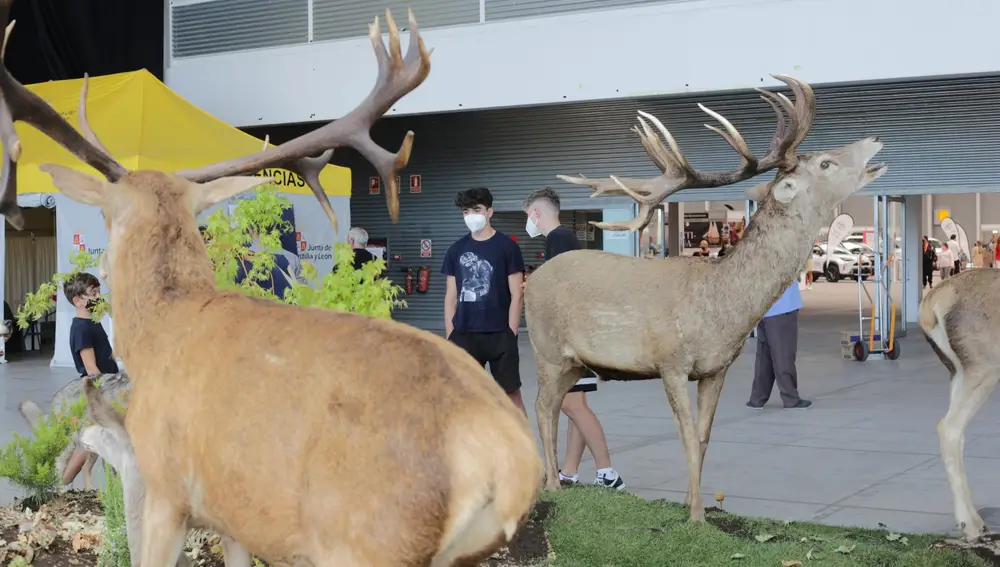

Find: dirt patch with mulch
934;534;1000;567
0;492;551;567
485;501;552;566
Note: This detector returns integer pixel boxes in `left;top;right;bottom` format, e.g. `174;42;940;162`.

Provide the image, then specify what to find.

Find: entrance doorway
4;206;57;361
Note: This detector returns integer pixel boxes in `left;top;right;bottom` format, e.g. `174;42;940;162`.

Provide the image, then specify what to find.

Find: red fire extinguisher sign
410;174;422;194
369;176;380;195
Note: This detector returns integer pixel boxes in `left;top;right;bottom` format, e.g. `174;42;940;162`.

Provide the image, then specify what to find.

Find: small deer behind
919;269;1000;542
0;5;541;567
525;75;887;522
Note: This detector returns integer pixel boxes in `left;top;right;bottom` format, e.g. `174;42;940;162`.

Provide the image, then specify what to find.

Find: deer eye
820;160;834;170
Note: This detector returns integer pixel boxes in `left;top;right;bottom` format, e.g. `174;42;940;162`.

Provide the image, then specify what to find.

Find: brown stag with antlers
524;75;888;521
0;4;542;566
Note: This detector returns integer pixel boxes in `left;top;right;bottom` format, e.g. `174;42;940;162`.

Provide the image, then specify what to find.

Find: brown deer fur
919;269;1000;542
525;80;886;522
0;7;541;567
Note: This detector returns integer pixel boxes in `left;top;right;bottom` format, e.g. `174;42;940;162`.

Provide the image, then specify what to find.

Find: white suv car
811;242;873;283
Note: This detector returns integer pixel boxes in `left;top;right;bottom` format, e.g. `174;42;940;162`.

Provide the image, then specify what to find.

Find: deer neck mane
109;219;217;363
716;198;821;331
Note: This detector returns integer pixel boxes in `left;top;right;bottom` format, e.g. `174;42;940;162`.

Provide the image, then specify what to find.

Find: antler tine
0;1;126;230
697;103;755;167
78;74;114;158
559;74;816;233
176;7;432;230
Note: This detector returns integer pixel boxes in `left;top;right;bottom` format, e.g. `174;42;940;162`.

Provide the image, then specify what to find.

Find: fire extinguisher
404;269;415;295
417;266;430;293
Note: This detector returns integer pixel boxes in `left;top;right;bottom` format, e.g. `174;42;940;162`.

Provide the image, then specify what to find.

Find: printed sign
420;239;432;258
410;174;422;194
369;176;380;195
826;213;855;252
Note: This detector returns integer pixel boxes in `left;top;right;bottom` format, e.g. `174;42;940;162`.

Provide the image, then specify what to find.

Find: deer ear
39;164;108;206
772;178;802;204
193;176;275;214
745;182;770;202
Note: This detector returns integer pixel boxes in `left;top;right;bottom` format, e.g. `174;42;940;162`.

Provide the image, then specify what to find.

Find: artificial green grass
536;487;987;567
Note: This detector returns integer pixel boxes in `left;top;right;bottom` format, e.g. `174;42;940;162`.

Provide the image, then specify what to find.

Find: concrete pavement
0;281;993;538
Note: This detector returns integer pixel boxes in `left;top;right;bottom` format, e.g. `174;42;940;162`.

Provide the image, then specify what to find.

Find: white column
904;195;922;327
923;194;933;237
976;192;982;244
667;202;684;257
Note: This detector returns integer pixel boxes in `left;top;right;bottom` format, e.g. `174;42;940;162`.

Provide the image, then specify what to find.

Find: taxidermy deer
0;5;541;567
920;269;1000;542
76;377;251;567
524;75;887;522
19;372;131;490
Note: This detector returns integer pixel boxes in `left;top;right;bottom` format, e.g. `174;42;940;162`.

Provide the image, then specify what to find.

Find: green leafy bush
97;462;129;567
0;394;87;506
17;183;405;327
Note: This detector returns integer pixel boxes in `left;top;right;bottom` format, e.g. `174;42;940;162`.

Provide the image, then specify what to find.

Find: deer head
558;75;886;231
0;2;430;283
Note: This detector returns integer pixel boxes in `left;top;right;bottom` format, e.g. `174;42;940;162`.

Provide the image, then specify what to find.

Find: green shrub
0;394;87;506
97;461;129;567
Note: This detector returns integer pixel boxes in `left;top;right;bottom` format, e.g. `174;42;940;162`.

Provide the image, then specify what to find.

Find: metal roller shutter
313;0;479;42
171;0;308;58
330;74;1000;330
485;0;693;22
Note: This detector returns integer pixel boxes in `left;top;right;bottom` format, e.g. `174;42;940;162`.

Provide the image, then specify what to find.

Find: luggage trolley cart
853;253;900;361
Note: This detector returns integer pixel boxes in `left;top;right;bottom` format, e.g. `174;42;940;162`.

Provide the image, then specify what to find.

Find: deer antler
0;0;127;231
176;8;432;233
558;75;815;232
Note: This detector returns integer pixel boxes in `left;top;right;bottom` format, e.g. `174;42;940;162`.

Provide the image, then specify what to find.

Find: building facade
164;0;1000;330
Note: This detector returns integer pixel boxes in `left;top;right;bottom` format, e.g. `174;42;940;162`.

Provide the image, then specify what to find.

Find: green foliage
200;183;405;316
0;394;87;505
97;461;129;567
15;249;110;329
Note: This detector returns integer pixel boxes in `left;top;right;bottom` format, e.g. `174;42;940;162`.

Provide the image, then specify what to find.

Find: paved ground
0;280;994;538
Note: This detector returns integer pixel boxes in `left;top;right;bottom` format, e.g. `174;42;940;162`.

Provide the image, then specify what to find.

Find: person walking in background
949;234;962;274
348;226;376;270
973;240;985;269
922;235;936;288
442;187;527;414
522;187;625;490
747;282;811;410
938;242;954;280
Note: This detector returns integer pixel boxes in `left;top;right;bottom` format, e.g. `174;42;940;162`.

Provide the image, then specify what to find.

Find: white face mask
526;215;542;238
464;213;488;233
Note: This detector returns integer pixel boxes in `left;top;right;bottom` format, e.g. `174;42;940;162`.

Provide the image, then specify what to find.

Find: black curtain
5;0;163;85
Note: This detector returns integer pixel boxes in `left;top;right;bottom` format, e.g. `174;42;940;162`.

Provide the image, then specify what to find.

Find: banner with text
826;213;855;252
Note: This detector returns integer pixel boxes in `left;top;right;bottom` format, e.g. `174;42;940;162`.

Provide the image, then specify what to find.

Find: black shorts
569;370;598;394
448;329;521;394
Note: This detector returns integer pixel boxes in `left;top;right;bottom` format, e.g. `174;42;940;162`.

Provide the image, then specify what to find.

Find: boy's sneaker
594;472;626;491
558;471;580;486
784;399;813;410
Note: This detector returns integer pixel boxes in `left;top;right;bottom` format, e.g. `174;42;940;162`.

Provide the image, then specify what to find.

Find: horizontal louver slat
172;0;308;59
485;0;693;22
313;0;479;42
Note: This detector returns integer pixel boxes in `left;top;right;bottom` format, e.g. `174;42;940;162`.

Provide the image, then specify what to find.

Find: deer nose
871;136;881;143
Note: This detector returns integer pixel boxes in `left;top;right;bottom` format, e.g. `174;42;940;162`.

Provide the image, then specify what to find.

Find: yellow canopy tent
8;68;350;195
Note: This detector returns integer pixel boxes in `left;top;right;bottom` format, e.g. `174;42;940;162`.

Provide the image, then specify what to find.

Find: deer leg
662;371;704;521
221;535;253;567
139;491;187;567
939;366;998;541
82;451;99;490
535;360;581;491
695;371;727;482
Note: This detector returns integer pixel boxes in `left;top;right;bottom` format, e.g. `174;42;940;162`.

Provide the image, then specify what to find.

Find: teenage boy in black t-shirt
522;187;625;490
443;187;527;414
